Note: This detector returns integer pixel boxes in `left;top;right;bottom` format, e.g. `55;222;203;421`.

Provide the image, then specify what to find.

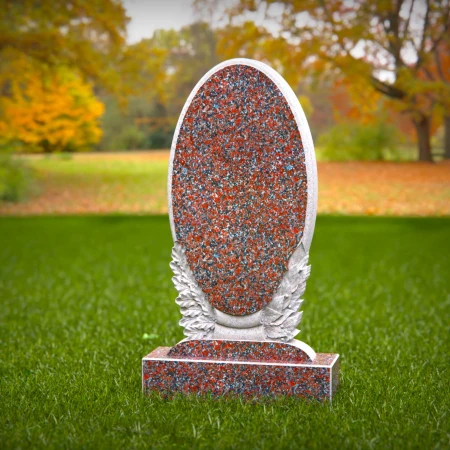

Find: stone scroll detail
170;242;215;339
261;242;311;342
171;241;311;342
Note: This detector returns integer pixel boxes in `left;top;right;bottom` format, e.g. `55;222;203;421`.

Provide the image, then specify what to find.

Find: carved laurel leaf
171;242;215;339
261;242;310;342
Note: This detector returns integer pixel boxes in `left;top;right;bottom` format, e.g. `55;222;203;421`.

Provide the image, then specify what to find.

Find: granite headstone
142;59;339;401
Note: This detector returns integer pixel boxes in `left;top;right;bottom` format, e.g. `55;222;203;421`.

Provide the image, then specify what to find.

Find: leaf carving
261;241;310;342
171;242;215;339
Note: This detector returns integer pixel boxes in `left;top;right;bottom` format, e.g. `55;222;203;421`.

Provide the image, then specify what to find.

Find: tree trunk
444;115;450;160
413;116;433;162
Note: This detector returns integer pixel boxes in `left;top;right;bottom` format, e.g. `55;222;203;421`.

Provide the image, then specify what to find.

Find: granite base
142;345;339;401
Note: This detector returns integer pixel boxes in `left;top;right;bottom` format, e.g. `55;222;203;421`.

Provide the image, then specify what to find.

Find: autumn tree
149;22;219;121
0;0;128;94
94;22;224;150
125;22;220;147
421;39;450;158
0;58;104;152
0;0;132;153
199;0;450;161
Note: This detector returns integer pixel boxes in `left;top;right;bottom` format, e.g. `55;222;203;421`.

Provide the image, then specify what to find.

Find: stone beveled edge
142;349;339;400
168;338;317;363
142;339;339;367
167;57;318;253
142;349;339;368
166;58;318;344
173;337;317;361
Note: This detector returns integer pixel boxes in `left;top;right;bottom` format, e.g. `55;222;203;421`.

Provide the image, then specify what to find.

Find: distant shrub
55;152;74;160
116;126;147;150
318;122;399;161
148;129;174;149
0;155;35;202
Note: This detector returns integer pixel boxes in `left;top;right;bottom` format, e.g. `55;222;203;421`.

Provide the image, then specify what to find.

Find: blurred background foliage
0;0;449;201
0;154;36;202
318;121;401;161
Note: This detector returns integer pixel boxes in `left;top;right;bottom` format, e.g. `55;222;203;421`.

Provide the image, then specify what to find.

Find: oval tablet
169;59;316;316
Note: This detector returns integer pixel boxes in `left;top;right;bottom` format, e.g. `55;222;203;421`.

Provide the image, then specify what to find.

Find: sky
123;0;197;43
122;0;279;43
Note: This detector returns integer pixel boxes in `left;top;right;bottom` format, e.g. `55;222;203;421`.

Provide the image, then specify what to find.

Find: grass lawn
1;152;169;215
1;152;449;216
0;215;449;449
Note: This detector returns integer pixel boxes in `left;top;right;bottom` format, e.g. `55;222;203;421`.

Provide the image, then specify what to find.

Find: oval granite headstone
169;59;317;317
144;60;340;401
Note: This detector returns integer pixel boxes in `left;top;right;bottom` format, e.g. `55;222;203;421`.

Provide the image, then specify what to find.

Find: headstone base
142;346;339;401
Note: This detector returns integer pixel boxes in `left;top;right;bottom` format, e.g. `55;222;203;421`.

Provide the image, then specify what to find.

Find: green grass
28;154;169;212
1;216;449;449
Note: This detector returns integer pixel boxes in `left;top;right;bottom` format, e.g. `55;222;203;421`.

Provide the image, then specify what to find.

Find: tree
95;22;224;150
153;22;220;119
0;0;128;95
0;0;132;153
129;22;220;147
421;39;450;158
199;0;450;161
0;58;104;153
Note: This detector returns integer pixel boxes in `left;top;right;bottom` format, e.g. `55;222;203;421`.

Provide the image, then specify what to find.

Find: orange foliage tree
200;0;450;161
0;59;104;153
329;76;438;144
0;0;131;153
0;0;128;95
420;39;450;158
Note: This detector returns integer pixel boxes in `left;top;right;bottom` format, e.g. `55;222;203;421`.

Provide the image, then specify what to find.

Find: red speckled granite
143;347;339;401
142;61;340;402
168;339;313;363
171;65;307;316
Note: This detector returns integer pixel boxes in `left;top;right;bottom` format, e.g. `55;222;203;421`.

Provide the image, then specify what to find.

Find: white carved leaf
289;298;303;312
283;311;302;329
171;242;215;339
179;308;203;318
261;241;310;342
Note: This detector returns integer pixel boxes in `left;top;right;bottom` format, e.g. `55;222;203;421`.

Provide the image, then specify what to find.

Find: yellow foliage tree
0;60;104;153
0;0;128;97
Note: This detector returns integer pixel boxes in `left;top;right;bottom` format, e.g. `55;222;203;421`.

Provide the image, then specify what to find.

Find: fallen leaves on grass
318;161;450;216
0;152;449;216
